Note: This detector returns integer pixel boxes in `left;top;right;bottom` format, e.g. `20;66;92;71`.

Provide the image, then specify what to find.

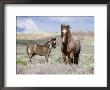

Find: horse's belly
34;50;46;56
34;47;48;56
35;52;44;56
67;40;80;54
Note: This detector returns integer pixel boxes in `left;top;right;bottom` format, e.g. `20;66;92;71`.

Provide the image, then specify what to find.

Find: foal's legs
28;53;34;64
45;54;48;62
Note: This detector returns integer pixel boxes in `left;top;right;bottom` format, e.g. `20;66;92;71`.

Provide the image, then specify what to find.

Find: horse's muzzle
54;46;56;49
52;44;56;49
62;37;66;43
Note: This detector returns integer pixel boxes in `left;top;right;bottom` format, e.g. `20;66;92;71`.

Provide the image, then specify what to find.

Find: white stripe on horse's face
53;41;56;44
62;37;65;42
62;29;67;34
62;29;67;42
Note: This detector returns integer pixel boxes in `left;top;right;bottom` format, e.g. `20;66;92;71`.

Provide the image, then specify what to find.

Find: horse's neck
62;43;67;52
62;32;72;52
46;41;52;49
68;31;72;43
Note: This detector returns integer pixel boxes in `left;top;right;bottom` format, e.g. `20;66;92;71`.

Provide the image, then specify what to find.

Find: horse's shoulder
28;44;34;48
72;35;80;43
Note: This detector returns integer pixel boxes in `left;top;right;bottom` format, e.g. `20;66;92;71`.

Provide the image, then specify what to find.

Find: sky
16;16;94;33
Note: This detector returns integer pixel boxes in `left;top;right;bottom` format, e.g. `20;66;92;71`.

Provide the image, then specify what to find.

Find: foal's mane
44;39;52;45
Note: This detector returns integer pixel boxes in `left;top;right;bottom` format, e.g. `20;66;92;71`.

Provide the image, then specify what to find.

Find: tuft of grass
16;60;27;65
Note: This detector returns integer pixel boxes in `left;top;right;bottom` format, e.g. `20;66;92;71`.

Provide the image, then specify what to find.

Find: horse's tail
79;39;81;52
27;45;29;56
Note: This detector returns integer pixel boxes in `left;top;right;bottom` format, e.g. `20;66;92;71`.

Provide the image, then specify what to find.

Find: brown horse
27;38;56;63
61;24;81;65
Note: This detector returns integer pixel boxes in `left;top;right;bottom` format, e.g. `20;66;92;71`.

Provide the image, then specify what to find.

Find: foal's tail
26;45;29;56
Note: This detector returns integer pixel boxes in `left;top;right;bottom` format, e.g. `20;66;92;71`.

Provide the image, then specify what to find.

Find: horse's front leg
45;54;48;62
62;52;67;64
68;52;74;64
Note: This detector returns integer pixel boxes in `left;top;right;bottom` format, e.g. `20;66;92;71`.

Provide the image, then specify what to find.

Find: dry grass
16;32;94;74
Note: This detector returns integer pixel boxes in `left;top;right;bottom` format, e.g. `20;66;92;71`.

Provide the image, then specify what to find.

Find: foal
61;24;81;65
27;38;56;63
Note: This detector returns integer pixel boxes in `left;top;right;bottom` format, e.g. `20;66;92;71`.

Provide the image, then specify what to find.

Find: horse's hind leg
74;53;79;65
28;56;32;63
29;56;32;63
29;54;34;64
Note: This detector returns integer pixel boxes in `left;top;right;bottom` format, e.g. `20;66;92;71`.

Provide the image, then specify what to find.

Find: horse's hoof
45;61;48;63
29;60;33;64
74;62;78;65
71;61;73;64
69;63;73;66
64;62;67;65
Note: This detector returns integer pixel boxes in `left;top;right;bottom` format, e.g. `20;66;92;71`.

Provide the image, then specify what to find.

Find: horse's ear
52;37;56;40
61;24;63;28
67;25;70;28
52;37;54;40
61;24;62;27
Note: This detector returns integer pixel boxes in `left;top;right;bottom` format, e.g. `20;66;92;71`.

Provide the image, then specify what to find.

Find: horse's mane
67;28;72;43
44;39;52;45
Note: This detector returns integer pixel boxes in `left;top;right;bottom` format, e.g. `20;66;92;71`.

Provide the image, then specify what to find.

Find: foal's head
51;37;56;49
46;37;56;49
61;24;70;43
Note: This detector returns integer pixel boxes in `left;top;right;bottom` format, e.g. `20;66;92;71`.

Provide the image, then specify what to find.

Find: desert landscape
16;31;94;74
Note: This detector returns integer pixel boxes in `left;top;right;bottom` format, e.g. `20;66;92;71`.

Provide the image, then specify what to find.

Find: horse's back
72;35;81;54
33;44;48;56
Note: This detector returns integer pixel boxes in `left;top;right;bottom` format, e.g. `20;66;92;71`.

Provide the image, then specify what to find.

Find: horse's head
61;24;70;43
45;38;56;49
51;37;56;49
